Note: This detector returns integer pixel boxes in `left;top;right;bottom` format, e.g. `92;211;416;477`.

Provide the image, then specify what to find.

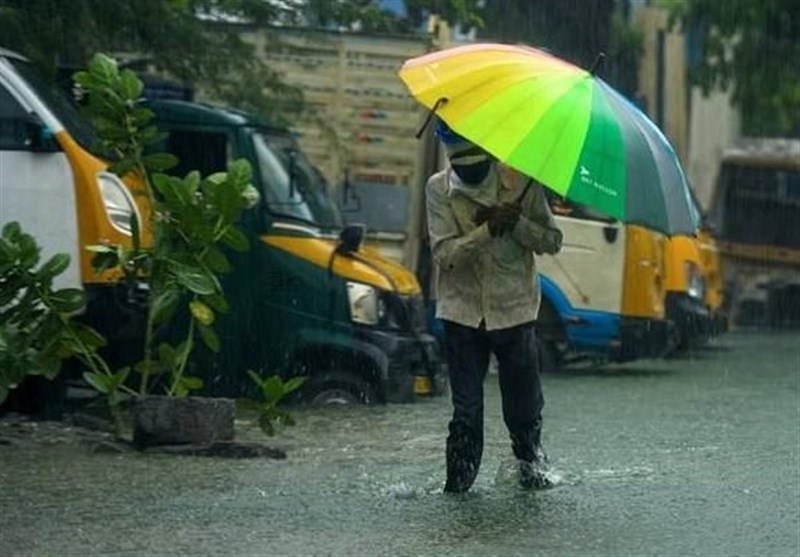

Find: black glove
487;203;521;237
473;205;496;226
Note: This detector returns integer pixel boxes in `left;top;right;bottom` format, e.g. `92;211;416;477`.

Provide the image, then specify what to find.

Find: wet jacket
426;166;562;331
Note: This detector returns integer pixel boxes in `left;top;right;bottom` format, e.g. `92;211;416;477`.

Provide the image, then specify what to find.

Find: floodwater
1;331;799;556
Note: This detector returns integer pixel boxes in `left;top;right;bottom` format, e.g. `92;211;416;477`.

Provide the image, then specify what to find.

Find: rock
133;395;235;448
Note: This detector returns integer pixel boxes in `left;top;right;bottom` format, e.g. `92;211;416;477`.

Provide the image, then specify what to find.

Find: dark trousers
442;320;544;492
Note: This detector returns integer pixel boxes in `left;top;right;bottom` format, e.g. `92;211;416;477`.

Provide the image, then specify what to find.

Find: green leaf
132;107;155;126
36;253;70;280
157;342;177;369
2;221;21;238
152;173;192;207
88;53;118;86
220;227;249;252
151;287;181;325
109;367;131;390
69;322;107;351
130;212;141;253
283;376;307;394
181;376;203;391
143;153;179;172
83;371;110;394
205;172;227;185
119;69;144;101
247;369;263;388
198;324;220;353
189;300;214;326
227;159;252;186
202;294;229;314
109;158;138;177
213;179;249;223
184;171;201;196
203;246;231;273
167;259;216;295
48;288;86;313
263;376;284;403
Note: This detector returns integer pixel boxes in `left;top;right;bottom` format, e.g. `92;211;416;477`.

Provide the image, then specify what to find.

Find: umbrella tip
590;53;606;76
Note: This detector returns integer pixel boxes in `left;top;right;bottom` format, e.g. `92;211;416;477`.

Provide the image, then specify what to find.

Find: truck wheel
537;337;563;374
305;372;376;405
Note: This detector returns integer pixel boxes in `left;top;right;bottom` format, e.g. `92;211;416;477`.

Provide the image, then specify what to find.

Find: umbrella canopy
398;43;701;236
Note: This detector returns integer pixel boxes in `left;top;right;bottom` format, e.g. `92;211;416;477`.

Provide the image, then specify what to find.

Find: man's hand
473;205;496;226
487;203;521;237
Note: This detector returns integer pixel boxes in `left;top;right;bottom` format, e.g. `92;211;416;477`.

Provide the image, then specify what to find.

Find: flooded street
2;331;799;556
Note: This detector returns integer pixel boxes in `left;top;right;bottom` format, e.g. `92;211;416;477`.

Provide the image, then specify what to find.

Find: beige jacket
426;166;562;330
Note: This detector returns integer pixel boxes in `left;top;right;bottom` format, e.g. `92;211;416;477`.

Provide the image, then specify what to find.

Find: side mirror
337;224;365;255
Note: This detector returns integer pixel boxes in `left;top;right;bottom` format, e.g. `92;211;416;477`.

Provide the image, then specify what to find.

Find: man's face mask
452;159;492;185
449;146;492;186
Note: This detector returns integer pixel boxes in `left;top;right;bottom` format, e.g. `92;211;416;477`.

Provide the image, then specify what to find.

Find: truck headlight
685;261;706;300
97;171;139;235
347;282;379;325
346;282;407;329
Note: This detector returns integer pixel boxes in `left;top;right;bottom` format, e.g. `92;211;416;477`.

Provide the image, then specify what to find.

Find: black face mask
452;159;492;185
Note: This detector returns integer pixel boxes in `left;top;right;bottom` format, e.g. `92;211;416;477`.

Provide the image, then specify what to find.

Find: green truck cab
148;100;444;403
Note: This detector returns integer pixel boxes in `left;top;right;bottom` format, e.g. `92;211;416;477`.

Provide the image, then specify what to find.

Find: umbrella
398;43;701;236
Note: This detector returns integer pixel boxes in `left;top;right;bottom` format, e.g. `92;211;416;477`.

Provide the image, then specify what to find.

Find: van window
8;57;96;151
252;133;315;224
0;83;31;149
544;189;614;222
164;129;231;177
259;132;343;229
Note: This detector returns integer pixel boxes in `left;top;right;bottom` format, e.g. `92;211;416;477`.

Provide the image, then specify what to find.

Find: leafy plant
0;222;110;406
74;53;258;399
247;371;306;436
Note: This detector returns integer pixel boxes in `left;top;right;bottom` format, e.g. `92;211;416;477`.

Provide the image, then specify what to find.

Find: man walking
426;121;563;493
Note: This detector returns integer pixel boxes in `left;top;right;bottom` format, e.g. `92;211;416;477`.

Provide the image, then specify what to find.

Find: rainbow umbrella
398;43;700;235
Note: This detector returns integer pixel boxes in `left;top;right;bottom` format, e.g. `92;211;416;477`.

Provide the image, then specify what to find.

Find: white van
535;193;672;369
0;48;144;359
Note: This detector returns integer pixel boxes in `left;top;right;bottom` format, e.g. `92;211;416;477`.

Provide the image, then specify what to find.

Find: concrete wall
633;5;741;213
687;88;740;211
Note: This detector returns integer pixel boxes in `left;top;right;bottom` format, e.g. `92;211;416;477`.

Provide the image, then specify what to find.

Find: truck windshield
8;57;97;151
252;131;342;229
718;163;800;250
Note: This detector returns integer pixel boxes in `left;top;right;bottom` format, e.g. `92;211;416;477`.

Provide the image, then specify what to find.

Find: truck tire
304;371;376;405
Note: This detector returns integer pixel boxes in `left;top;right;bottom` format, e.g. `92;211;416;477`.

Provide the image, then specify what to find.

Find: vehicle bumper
356;329;447;404
666;292;711;347
611;317;674;362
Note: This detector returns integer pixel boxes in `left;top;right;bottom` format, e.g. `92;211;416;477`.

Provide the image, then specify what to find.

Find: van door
0;75;79;290
536;193;626;314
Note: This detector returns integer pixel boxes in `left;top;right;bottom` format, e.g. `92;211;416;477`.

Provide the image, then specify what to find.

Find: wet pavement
1;330;799;556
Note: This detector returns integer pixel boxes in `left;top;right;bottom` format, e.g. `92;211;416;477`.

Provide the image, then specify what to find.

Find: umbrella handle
415;97;449;138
